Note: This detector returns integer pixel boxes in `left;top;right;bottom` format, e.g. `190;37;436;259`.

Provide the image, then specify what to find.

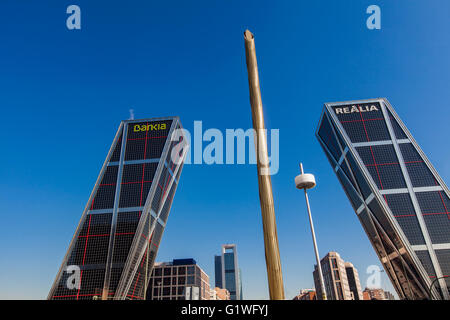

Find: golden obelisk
244;29;285;300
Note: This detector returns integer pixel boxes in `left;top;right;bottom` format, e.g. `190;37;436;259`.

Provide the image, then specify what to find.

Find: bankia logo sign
133;123;168;132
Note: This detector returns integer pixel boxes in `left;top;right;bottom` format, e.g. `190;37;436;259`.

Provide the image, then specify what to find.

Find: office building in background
363;287;386;300
345;262;363;300
210;287;231;300
48;117;188;300
146;259;210;300
214;244;242;300
214;255;223;289
293;289;316;300
313;252;354;300
384;291;396;300
317;98;450;300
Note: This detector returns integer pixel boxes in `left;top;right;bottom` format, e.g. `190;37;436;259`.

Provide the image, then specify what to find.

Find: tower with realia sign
316;98;450;300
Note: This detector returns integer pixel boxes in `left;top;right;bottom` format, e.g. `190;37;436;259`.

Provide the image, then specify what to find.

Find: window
336;283;344;300
153;277;162;286
164;267;172;276
334;270;340;280
332;259;338;269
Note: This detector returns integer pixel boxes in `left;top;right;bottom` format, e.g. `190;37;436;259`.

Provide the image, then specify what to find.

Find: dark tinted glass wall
214;256;222;288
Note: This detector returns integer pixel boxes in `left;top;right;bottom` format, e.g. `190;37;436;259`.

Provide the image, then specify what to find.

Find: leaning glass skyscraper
48;117;188;300
316;98;449;300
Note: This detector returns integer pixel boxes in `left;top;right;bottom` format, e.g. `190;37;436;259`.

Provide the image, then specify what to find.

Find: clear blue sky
0;1;449;299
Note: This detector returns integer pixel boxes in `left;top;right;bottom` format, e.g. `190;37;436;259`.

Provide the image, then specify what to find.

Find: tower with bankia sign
316;98;450;300
48;117;188;300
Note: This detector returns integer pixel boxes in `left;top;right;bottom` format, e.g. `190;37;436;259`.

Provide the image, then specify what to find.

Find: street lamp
295;163;327;300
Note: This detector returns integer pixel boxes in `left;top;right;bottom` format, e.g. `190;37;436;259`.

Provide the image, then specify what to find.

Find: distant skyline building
48;117;188;300
146;259;210;300
313;252;353;300
214;255;223;289
210;287;231;300
317;98;450;300
293;289;316;300
214;244;242;300
345;262;363;300
384;290;396;300
363;287;386;300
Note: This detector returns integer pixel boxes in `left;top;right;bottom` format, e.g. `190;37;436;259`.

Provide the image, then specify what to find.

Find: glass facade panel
336;167;363;210
384;193;425;245
435;250;450;289
333;102;389;143
400;144;436;187
386;108;407;139
346;152;372;200
358;210;379;242
224;252;235;270
416;192;450;244
415;250;437;278
317;116;342;162
356;145;406;190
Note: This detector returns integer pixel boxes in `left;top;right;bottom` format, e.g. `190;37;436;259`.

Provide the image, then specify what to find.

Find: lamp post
295;163;327;300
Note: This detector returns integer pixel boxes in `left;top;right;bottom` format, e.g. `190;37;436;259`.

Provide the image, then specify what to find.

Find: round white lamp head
295;173;316;190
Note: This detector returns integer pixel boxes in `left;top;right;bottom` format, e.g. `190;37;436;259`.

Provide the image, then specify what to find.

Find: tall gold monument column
244;29;285;300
